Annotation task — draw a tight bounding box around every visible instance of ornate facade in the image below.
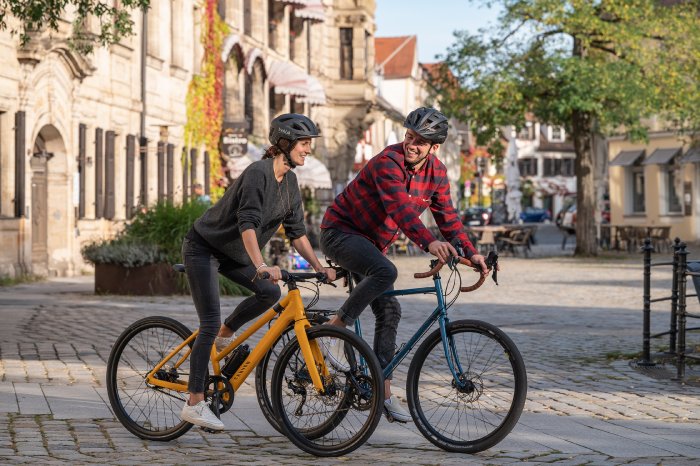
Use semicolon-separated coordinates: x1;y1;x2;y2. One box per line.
0;1;377;278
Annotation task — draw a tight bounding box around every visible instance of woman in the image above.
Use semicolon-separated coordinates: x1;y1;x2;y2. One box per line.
180;113;336;430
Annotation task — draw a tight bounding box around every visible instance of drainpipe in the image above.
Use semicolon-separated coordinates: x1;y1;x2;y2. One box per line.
139;6;148;206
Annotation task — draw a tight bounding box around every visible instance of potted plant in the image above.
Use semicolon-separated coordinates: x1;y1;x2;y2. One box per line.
82;202;251;296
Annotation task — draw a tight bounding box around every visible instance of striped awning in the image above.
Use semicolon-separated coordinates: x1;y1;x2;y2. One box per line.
267;60;327;105
294;0;325;22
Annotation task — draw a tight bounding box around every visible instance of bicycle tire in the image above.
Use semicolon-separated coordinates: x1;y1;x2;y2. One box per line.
254;311;330;435
270;326;384;457
106;316;194;441
407;319;527;453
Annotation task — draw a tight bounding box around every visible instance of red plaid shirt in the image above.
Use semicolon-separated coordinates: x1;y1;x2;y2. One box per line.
321;143;477;255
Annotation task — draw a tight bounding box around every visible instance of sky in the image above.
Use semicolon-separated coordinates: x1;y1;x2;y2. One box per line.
375;0;502;63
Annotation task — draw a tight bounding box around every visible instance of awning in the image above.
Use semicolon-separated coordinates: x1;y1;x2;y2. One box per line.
294;1;325;22
221;34;240;63
267;60;310;96
245;48;263;74
610;149;645;167
296;75;326;105
295;156;332;189
276;0;306;4
643;147;681;165
681;147;700;164
267;60;327;105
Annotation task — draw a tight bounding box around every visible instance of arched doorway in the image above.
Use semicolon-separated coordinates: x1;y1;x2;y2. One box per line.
31;125;69;276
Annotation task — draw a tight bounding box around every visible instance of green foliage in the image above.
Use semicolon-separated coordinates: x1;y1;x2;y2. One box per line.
82;202;251;296
0;274;42;287
0;0;150;53
81;237;168;268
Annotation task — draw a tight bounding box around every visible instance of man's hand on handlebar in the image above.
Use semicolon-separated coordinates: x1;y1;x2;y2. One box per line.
468;254;490;274
428;240;458;264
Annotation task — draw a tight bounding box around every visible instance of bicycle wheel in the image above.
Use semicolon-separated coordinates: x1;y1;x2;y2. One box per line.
106;316;194;441
271;326;384;457
407;319;527;453
254;311;330;434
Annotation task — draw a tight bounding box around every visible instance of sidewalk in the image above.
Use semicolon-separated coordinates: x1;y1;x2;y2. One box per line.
1;255;699;465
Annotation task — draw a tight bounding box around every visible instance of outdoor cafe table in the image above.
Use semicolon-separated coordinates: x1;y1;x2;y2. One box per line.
600;224;671;251
467;224;525;252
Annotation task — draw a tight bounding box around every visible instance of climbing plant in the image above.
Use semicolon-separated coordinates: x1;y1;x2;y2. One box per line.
185;0;228;200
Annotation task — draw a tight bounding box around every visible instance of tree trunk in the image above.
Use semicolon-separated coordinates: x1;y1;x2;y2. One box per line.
571;110;598;256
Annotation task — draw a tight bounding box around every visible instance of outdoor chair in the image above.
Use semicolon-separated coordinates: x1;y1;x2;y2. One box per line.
498;229;532;257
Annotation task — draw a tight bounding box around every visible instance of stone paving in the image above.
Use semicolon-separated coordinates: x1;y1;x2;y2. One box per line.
1;251;700;465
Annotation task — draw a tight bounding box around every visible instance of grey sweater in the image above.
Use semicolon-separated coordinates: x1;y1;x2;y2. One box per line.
192;158;306;265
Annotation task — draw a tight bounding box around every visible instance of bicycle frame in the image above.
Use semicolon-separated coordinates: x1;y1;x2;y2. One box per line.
144;288;329;393
353;269;468;389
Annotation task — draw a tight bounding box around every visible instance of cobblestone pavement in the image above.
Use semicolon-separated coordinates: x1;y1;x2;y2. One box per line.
1;253;700;465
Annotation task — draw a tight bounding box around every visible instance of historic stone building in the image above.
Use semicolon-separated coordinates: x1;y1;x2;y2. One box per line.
0;1;377;278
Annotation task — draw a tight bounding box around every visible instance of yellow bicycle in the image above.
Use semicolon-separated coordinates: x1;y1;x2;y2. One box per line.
106;269;384;457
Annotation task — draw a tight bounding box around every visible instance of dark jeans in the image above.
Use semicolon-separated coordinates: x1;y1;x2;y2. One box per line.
320;228;401;374
182;237;281;393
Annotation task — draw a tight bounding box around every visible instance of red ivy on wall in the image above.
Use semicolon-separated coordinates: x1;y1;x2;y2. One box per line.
185;0;228;200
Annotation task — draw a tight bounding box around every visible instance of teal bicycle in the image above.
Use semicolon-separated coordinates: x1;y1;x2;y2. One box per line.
261;251;527;453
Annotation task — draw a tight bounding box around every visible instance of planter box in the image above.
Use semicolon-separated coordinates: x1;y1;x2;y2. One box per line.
95;263;181;295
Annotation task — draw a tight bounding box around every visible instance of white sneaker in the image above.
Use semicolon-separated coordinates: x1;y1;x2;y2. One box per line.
320;337;350;372
180;400;225;431
215;334;237;353
384;395;411;423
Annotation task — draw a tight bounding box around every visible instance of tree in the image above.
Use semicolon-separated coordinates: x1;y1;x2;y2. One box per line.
431;0;700;256
0;0;150;53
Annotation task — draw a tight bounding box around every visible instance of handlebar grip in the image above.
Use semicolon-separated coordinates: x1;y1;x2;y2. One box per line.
259;272;271;280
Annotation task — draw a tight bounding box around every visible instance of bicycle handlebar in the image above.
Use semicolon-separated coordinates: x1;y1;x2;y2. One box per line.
259;270;328;283
414;251;499;292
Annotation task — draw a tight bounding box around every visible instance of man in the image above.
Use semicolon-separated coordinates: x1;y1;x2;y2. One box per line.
320;107;489;422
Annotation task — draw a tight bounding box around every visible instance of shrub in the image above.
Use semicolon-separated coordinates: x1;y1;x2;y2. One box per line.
82;201;251;296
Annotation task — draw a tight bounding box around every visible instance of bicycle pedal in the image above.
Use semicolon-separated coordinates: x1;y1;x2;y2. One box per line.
200;427;223;434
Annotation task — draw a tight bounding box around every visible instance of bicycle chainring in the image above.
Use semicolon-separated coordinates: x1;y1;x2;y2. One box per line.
206;375;235;415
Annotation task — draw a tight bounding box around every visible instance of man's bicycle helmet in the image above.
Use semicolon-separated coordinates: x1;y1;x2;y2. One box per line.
403;107;449;144
269;113;320;146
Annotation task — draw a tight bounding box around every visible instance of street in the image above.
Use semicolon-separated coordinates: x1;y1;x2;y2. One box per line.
1;251;700;465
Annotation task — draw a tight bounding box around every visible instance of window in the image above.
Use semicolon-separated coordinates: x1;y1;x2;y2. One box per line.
518;157;537;176
543;157;575;177
666;168;682;214
631;166;645;213
147;1;160;57
365;30;371;79
340;28;353;80
550;126;565;142
244;0;252;35
171;0;184;67
517;124;534;141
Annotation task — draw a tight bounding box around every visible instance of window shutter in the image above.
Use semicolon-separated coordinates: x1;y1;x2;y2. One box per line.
126;135;136;218
78;124;87;219
139;137;148;207
167;143;174;203
104;131;116;219
190;148;198;194
14;111;26;218
157;141;165;203
182;147;189;203
204;151;210;195
95;128;104;218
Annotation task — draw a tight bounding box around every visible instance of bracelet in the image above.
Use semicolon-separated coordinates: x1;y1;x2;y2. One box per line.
255;262;268;271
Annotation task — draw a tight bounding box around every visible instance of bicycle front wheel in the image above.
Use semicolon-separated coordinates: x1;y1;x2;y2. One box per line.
407;319;527;453
106;316;194;441
271;326;384;457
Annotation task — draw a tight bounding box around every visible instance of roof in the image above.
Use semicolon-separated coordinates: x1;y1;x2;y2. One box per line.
375;36;416;79
642;147;681;165
610;149;645;166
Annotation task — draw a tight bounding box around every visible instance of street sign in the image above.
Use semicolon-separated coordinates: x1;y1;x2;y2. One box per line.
221;121;249;157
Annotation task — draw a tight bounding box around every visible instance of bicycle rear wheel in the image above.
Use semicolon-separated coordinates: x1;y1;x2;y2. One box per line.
271;326;384;457
407;319;527;453
106;316;194;441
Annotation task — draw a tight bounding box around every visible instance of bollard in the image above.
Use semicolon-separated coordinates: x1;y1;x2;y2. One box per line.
669;238;682;355
641;237;654;365
675;242;688;381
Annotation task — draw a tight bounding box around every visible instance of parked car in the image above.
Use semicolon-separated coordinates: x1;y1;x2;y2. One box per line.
462;207;491;226
519;207;552;223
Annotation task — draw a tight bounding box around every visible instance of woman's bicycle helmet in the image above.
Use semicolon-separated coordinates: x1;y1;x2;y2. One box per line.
269;113;320;146
403;107;449;144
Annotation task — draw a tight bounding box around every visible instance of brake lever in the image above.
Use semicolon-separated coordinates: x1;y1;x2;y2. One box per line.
485;251;499;285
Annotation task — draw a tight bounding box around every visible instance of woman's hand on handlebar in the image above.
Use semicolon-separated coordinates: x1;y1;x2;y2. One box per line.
257;265;282;283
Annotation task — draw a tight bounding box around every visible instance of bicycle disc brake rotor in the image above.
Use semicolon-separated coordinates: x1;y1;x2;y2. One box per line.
206;375;235;414
452;372;483;403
